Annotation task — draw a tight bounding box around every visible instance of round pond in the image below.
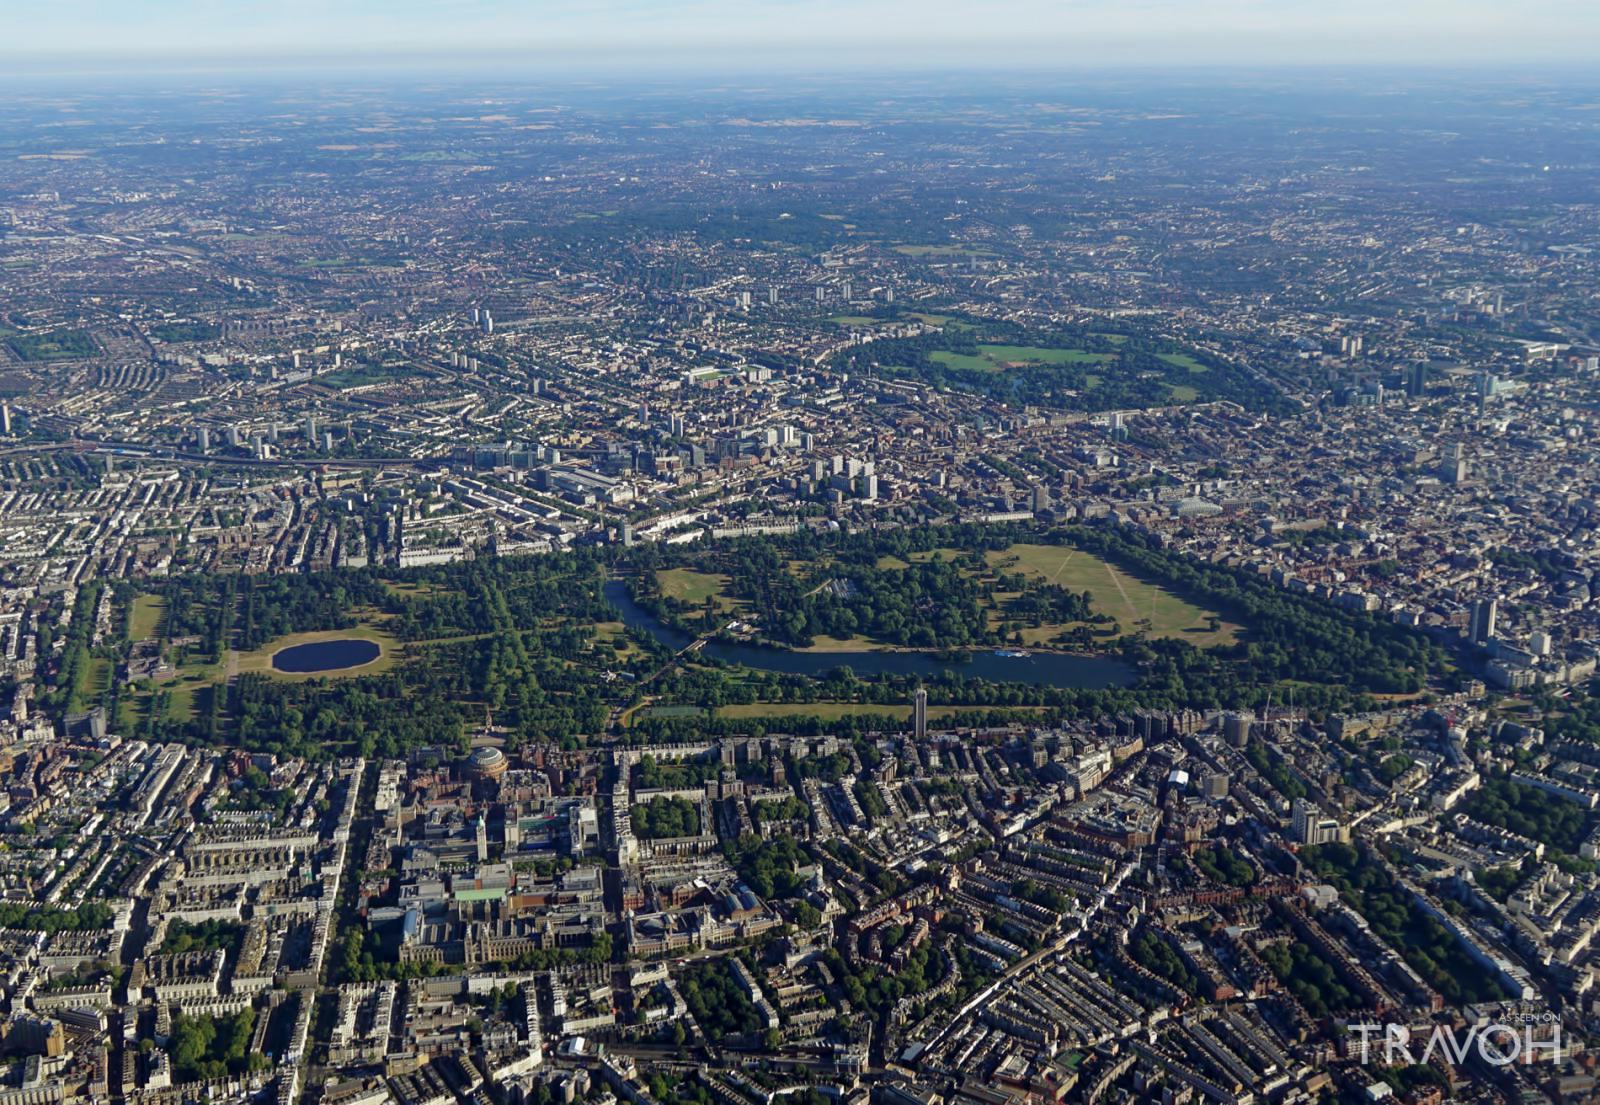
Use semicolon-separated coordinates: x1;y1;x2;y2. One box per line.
271;639;382;674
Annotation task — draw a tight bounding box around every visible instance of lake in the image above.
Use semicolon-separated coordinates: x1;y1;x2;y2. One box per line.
604;580;1134;689
272;638;383;674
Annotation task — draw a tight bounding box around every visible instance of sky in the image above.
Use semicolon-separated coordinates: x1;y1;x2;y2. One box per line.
3;0;1595;73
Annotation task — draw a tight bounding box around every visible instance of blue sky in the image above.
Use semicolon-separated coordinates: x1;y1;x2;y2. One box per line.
4;0;1594;69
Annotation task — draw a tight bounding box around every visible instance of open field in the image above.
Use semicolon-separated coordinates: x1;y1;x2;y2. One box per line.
128;595;165;641
794;634;896;653
232;618;401;681
931;344;1113;374
72;657;114;712
988;543;1241;647
125;655;223;725
592;620;644;662
656;568;745;613
979;592;1096;647
1158;352;1209;373
906;548;963;563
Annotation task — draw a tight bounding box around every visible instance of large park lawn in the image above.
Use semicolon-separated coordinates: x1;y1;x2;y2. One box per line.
656;568;747;615
988;543;1241;648
931;344;1113;374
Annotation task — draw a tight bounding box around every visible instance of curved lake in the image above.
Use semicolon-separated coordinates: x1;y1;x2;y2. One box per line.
272;639;382;674
604;580;1133;689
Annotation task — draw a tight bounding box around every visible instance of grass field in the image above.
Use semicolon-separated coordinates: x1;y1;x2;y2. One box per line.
125;656;222;725
382;580;453;599
233;619;400;681
656;568;744;613
906;548;962;563
795;634;897;653
979;593;1095;647
592;620;644;662
163;677;213;723
988;543;1240;647
319;365;415;389
70;657;114;713
1158;352;1209;373
931;344;1113;374
128;595;165;641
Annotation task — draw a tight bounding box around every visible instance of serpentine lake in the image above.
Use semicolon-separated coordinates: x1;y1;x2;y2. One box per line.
604;580;1134;689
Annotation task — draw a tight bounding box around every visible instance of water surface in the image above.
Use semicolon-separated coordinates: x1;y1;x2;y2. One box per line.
272;638;382;674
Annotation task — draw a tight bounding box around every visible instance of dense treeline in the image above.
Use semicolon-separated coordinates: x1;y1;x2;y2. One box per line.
169;1010;269;1082
1129;929;1197;996
115;549;633;757
825;938;943;1017
236;573;389;650
1060;526;1449;695
628;521;1453;736
630;796;700;840
41;582;103;714
680;958;765;1043
729;834;809;899
231;668;470;761
1546;683;1600;745
1301;843;1507;1006
635;534;1092;649
1194;846;1256;887
761;553;990;648
1464;774;1591;852
161;918;244;955
387;552;614;640
0;901;112;933
1259;940;1358;1018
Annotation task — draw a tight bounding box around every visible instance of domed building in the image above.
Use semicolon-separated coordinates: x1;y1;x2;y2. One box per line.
466;745;508;782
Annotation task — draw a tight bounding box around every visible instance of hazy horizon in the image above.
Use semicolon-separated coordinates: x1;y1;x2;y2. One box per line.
3;0;1596;74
